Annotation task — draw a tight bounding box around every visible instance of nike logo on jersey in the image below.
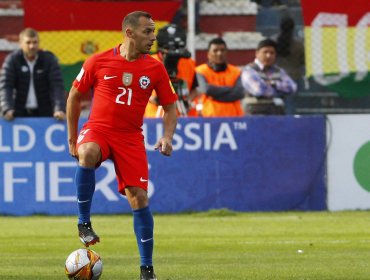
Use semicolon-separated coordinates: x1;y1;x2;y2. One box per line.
140;237;153;243
140;177;148;182
104;75;117;80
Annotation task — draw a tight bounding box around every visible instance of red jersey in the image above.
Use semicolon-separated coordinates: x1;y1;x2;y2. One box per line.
73;45;177;132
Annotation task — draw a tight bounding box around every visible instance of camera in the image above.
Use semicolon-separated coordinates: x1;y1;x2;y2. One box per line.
156;24;192;116
156;24;191;79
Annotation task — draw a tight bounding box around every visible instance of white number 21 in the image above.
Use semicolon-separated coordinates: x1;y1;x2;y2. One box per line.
116;87;132;105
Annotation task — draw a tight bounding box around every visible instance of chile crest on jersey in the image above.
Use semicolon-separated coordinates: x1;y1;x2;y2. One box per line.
139;76;150;89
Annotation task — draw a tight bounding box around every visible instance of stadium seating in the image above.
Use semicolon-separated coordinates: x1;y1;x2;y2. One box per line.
0;0;23;65
195;0;262;65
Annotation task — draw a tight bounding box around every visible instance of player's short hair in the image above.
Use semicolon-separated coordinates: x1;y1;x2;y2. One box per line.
208;37;227;50
257;38;277;50
19;28;38;40
122;11;152;31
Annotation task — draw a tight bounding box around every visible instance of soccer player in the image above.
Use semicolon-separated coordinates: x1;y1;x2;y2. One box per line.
66;11;177;280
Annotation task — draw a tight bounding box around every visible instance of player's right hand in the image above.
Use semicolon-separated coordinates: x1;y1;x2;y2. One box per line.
68;140;78;159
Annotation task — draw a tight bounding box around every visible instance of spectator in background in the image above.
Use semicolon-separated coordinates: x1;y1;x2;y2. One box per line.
272;15;305;113
194;37;245;117
274;16;305;83
241;38;297;115
144;24;198;117
172;0;201;34
0;28;66;121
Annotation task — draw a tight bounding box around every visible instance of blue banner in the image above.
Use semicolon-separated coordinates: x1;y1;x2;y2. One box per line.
0;116;326;215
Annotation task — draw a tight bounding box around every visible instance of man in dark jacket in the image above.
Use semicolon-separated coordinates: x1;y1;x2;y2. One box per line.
0;28;66;121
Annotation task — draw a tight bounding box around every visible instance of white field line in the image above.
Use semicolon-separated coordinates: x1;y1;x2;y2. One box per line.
239;240;370;245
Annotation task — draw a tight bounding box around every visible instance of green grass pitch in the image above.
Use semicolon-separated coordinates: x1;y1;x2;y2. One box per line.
1;210;370;279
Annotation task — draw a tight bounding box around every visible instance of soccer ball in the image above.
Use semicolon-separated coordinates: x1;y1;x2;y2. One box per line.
65;248;103;280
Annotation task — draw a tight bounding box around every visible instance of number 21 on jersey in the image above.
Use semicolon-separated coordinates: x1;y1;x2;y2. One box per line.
116;87;132;105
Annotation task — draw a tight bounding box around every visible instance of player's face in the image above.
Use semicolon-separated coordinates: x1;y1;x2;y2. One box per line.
132;16;156;54
20;35;39;60
256;46;276;68
207;43;227;65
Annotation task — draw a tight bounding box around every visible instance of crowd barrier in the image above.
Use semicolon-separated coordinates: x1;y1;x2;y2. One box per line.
0;116;326;215
327;115;370;211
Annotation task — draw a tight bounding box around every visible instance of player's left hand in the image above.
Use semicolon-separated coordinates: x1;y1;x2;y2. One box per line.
154;137;173;156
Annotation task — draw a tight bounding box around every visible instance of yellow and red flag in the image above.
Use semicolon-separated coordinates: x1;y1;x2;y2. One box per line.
301;0;370;97
23;0;181;89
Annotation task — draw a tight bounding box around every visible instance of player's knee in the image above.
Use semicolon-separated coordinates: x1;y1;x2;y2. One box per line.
135;191;148;205
78;144;101;167
126;187;148;209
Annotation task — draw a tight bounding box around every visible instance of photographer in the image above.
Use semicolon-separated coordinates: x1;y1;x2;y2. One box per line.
144;24;198;118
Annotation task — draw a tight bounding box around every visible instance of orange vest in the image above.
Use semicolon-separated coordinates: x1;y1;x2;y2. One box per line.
144;53;196;118
195;64;243;117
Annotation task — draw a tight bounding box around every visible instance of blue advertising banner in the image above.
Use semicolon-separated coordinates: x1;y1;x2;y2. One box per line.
0;116;326;215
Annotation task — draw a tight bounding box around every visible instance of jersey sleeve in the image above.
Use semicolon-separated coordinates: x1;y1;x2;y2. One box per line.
72;55;96;94
155;63;178;106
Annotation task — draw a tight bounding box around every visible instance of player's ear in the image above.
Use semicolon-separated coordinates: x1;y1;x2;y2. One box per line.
125;27;133;38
